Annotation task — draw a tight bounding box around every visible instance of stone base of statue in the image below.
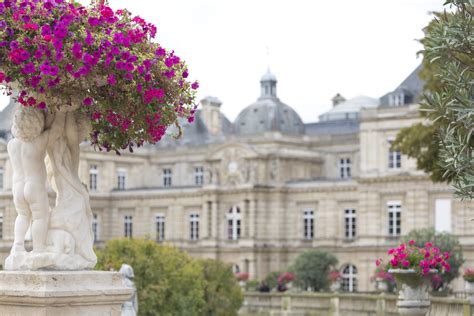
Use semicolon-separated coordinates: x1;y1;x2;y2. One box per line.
0;270;132;316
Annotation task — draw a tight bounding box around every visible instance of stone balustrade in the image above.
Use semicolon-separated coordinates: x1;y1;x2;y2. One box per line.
240;292;472;316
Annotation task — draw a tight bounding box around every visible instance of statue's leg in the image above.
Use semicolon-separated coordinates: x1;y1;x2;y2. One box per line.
12;205;30;253
24;182;49;253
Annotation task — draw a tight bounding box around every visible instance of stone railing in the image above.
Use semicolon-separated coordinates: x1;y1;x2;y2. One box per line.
240;292;472;316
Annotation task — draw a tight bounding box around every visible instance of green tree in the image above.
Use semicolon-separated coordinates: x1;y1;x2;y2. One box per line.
420;0;473;199
197;259;244;316
394;1;473;198
403;228;465;288
291;250;338;291
96;239;205;316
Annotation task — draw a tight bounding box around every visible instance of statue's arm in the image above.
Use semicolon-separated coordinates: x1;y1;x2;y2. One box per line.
65;112;81;175
46;112;66;148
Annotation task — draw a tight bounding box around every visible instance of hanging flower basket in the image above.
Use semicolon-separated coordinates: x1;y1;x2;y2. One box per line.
0;0;198;153
376;240;451;316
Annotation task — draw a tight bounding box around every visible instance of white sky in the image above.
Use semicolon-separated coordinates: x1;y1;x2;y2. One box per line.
0;0;444;123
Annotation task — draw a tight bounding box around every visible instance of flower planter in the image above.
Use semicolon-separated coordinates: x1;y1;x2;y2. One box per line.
465;280;474;303
375;278;389;292
330;280;341;292
389;269;437;316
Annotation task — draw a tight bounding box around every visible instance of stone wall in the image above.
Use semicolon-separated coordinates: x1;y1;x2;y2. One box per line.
241;292;472;316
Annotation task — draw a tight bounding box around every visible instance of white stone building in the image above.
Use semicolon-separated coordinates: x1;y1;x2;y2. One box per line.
0;66;472;291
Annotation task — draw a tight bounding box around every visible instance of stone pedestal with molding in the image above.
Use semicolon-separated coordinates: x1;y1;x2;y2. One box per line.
0;270;132;316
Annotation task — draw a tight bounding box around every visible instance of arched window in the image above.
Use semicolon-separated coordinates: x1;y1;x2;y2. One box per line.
341;265;357;292
227;206;241;240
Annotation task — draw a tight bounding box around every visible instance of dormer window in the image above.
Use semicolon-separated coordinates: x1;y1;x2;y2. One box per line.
389;93;404;106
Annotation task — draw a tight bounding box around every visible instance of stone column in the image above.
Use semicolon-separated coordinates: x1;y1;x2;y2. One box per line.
0;270;132;316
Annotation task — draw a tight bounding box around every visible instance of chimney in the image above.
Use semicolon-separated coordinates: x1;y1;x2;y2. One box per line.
200;96;222;135
331;93;346;107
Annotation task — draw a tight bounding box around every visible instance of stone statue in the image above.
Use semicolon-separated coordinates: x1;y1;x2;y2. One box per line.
120;264;138;316
7;107;64;254
5;105;97;270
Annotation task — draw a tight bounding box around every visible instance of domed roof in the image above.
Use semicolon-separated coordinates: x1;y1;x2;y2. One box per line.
235;70;304;136
319;95;379;122
234;99;304;136
260;69;277;82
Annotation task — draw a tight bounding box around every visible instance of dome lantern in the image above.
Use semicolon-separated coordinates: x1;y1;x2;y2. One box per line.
259;69;277;100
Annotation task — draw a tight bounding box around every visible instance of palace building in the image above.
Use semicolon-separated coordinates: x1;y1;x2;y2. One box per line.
0;66;472;291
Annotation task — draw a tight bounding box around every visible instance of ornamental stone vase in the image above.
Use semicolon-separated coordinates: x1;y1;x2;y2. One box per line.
465;280;474;303
330;280;341;292
375;278;389;292
389;269;437;316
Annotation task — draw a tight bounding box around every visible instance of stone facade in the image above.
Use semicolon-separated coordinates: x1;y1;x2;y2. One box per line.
0;67;472;291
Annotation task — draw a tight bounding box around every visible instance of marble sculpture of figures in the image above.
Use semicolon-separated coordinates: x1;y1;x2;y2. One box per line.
120;264;138;316
5;105;97;270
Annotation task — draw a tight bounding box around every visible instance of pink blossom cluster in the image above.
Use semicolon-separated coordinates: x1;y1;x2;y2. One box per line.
463;268;474;282
0;0;198;152
277;272;295;284
376;240;451;276
235;272;249;282
328;270;342;282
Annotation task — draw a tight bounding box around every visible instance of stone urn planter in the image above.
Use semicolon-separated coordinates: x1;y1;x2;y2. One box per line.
330;280;341;292
375;278;389;292
389;269;437;316
465;280;474;302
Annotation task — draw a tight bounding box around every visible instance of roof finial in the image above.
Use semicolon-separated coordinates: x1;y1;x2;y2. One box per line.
266;45;270;71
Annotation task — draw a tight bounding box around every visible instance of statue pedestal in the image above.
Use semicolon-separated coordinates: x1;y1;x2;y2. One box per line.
0;270;132;316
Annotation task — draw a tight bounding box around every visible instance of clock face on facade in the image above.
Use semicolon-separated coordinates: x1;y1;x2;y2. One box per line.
228;161;238;173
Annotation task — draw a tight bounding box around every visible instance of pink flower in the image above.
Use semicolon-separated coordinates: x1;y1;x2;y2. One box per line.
107;74;116;86
92;112;102;120
390;258;398;267
0;72;5;82
375;258;382;267
37;102;46;110
24;23;39;31
191;81;199;90
402;260;410;268
83;97;93;106
409;239;415;246
425;242;433;248
444;252;450;260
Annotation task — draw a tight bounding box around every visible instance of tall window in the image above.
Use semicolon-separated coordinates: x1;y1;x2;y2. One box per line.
89;165;98;192
344;209;356;239
0;213;3;240
303;209;314;240
0;167;4;191
435;199;452;233
163;168;172;187
194;167;204;186
342;265;358;292
388;141;401;169
339;158;351;179
388;201;402;236
124;215;133;238
92;213;99;242
227;206;241;240
156;214;165;242
190;213;200;240
117;168;127;190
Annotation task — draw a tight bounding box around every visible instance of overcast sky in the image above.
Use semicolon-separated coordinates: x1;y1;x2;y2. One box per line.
0;0;445;123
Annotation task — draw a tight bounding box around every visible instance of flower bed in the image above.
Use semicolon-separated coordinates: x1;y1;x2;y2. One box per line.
0;0;198;152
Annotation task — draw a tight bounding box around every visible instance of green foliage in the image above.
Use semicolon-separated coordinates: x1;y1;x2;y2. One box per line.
403;228;465;287
245;280;260;292
291;250;338;291
394;2;474;197
197;259;243;316
420;0;473;198
96;239;205;316
392;123;449;182
264;271;281;290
